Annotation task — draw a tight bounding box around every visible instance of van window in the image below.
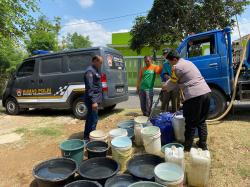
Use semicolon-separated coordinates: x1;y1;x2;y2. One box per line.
67;53;92;72
188;35;216;58
17;60;35;77
105;53;125;70
41;57;63;74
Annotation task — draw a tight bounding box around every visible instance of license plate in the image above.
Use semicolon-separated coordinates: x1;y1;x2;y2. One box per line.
116;87;124;93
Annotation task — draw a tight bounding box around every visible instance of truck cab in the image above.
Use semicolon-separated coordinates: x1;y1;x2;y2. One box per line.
177;27;250;119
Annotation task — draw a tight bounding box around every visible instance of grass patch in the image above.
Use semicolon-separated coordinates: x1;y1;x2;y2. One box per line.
34;127;62;137
15;128;29;134
238;166;250;179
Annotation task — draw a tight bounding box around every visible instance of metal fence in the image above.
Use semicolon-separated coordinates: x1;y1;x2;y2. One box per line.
124;56;163;87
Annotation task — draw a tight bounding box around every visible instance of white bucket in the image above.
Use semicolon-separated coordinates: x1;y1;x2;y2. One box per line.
154;163;184;187
109;128;128;141
134;123;143;146
89;130;108;143
141;126;161;155
172;113;186;143
111;136;132;172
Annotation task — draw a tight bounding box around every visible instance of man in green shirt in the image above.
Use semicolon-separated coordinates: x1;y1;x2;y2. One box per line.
137;56;162;116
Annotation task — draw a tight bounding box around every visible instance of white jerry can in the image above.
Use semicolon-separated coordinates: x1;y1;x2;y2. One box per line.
187;148;211;187
165;145;185;170
172;112;186;143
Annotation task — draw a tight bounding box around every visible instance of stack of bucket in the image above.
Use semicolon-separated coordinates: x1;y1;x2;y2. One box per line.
111;136;133;172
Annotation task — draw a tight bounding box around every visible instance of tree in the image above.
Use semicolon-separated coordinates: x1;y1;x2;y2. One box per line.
25;16;61;54
62;32;92;49
0;0;38;43
130;0;250;52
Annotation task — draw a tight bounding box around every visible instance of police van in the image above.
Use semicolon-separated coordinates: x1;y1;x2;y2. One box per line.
2;47;129;119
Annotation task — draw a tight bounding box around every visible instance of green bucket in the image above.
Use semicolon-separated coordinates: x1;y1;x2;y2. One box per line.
59;139;85;166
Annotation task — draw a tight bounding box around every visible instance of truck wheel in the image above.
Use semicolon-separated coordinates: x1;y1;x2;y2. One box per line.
72;98;88;119
6;98;20;115
208;88;227;119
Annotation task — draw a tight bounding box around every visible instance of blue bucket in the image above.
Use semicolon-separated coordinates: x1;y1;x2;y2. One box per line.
150;112;175;145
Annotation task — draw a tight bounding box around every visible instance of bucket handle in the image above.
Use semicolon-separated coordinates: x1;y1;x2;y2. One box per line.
143;133;161;147
63;152;71;157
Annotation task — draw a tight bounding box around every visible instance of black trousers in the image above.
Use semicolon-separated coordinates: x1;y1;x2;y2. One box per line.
183;93;211;151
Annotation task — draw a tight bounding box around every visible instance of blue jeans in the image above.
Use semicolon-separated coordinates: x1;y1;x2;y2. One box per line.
84;99;98;139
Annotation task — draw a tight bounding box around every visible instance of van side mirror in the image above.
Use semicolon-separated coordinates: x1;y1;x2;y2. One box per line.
11;72;17;79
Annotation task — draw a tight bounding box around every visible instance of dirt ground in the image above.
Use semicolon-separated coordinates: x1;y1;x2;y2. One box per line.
0;106;249;187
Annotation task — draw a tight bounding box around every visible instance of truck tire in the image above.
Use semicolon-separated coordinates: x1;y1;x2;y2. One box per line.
5;97;20;115
208;88;227;119
72;98;88;119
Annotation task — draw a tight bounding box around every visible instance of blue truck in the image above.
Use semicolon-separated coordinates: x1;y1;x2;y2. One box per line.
176;27;250;119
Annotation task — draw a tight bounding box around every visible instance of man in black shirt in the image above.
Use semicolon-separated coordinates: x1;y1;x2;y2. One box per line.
83;55;103;139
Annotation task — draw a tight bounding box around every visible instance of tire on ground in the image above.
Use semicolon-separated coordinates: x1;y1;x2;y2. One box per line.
208;88;227;120
5;97;20;115
72;97;88;119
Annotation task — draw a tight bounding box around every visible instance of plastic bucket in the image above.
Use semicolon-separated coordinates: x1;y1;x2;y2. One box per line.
111;136;132;172
141;126;161;155
154;163;184;187
90;130;108;143
161;143;184;153
59;139;85;166
117;120;135;139
65;180;102;187
109;128;128;141
128;181;165;187
86;141;109;159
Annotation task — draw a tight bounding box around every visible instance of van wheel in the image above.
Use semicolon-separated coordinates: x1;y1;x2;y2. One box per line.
208;88;227;119
72;98;88;119
6;98;20;115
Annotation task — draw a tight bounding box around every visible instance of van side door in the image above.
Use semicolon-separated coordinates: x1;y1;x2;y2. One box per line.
37;55;68;105
12;59;38;105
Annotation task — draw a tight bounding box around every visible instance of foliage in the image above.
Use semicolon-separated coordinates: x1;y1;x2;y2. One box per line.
25;16;61;54
0;0;38;43
130;0;250;52
62;32;92;49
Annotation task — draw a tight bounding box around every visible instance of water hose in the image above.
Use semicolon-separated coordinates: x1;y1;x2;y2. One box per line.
207;35;250;123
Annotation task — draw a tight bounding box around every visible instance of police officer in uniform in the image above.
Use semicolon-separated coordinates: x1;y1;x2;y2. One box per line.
83;55;103;140
162;49;211;151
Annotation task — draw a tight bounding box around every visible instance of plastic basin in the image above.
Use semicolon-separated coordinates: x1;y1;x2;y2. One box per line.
32;158;77;187
64;180;102;187
127;154;164;181
104;174;139;187
78;157;119;185
128;181;165;187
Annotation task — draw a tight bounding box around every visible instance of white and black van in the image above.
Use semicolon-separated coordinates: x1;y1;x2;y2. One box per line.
2;47;128;119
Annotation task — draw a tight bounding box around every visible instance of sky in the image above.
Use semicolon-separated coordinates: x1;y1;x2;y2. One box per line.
36;0;250;46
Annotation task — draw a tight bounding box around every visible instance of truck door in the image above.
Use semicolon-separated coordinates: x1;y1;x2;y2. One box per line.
37;55;68;105
181;34;221;81
12;59;38;105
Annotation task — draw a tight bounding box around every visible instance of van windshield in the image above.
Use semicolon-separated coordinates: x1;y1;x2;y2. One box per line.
105;53;125;70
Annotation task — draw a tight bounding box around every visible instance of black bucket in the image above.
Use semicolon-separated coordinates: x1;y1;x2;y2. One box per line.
105;174;139;187
64;180;102;187
32;157;77;187
127;154;164;181
86;141;109;159
78;157;119;185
